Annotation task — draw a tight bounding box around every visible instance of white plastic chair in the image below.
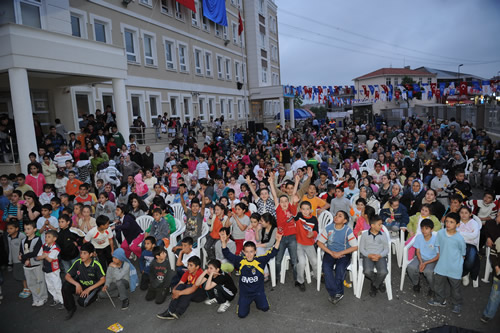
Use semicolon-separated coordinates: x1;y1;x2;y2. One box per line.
193;223;210;267
167;218;186;270
482;247;492;283
269;257;277;288
136;215;153;233
248;203;257;213
355;225;393;300
389;229;405;268
361;159;376;172
280;249;312;284
165;194;175;204
400;231;437;291
464;158;474;178
171;203;185;220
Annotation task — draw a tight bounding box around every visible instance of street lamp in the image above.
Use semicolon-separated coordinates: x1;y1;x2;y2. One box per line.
458;64;463;81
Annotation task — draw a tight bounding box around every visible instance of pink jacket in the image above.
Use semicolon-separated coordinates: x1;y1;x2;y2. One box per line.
26;173;46;196
134;174;149;197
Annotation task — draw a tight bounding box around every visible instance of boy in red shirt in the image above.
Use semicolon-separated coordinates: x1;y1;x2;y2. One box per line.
294;200;318;291
157;256;206;320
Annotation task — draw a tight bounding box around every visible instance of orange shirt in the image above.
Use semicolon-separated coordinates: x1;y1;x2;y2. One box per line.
66;178;83;196
301;195;327;217
209;215;227;239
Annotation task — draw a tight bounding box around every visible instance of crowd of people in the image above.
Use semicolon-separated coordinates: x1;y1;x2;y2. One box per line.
0;113;500;325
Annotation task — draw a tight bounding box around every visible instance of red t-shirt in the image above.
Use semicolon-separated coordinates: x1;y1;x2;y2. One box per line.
276;204;297;236
181;268;204;288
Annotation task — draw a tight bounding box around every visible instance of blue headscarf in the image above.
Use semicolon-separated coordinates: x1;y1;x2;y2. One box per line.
112;248;138;292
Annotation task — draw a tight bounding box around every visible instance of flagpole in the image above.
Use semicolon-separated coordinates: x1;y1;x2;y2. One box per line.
238;4;248;130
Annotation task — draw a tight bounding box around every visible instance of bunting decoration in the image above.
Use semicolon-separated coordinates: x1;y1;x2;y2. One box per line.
282;80;500;106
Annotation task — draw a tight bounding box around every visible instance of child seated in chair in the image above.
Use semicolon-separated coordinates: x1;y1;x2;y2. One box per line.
457;206;480;287
359;215;389;298
317;210;358;305
380;197;409;237
406;219;439;296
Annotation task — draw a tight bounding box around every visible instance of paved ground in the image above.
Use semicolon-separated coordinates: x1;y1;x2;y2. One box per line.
0;255;498;333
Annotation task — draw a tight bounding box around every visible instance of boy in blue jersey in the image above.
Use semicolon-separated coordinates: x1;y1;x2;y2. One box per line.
220;230;282;318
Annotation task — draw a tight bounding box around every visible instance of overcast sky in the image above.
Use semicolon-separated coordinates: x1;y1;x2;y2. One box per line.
275;0;500;86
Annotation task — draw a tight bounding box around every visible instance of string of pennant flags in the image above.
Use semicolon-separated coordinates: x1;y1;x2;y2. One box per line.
283;80;500;106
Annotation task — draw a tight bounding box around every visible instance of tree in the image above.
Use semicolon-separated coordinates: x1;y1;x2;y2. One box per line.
401;76;421;99
284;95;303;109
309;106;327;120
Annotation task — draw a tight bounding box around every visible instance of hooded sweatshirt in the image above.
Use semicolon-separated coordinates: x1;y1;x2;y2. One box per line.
134;174;149;197
105;248;138;292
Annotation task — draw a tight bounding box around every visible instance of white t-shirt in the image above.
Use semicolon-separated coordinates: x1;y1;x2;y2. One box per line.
196;161;209;179
84;226;113;249
36;216;59;243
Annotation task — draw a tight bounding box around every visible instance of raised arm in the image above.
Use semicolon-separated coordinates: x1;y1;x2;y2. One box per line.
245;175;259;200
268;173;279;207
179;186;188;213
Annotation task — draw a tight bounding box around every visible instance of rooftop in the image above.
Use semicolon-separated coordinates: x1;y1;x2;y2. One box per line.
353;67;436;81
415;66;486;81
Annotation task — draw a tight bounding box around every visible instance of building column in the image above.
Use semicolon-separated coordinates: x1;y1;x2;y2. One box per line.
289;97;295;129
8;68;37;171
112;78;130;143
279;97;285;128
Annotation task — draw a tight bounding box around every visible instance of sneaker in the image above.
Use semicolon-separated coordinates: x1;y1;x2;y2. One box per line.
157;311;178;320
428;299;447;307
49;301;60;307
327;295;336;304
299;283;306;292
462;274;470;287
7;266;13;272
379;284;386;293
57;303;65;310
480;315;491;323
452;304;461;315
369;285;377;297
19;288;31;298
65;309;76;320
217;301;231;313
472;278;479;288
204;298;218;305
343;280;352;288
332;294;344;304
32;300;46;307
121;299;129;310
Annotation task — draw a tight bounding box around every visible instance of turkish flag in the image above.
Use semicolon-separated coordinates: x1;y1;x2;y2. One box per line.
436;90;441;98
430;83;437;93
175;0;196;12
460;81;468;95
395;90;400;100
238;11;244;35
381;85;389;94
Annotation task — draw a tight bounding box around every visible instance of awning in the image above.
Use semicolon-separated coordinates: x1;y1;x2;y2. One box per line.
275;108;314;120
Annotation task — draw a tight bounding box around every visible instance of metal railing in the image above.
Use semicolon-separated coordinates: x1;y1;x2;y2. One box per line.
0;136;18;164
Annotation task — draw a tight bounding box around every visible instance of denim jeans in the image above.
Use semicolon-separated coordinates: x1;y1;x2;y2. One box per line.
463;243;480;280
322;253;351;296
275;235;298;281
483;277;500;319
362;256;388;288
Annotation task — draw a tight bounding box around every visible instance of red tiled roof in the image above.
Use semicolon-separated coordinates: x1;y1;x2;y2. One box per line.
353;68;436;80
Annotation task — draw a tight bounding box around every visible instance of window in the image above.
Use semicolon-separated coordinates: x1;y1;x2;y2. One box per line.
237;100;243;119
208;98;215;118
227;99;234;119
183;97;191;122
102;95;114;112
232;22;238;44
75;93;91;119
71;15;81;37
225;58;231;80
164;39;176;70
161;0;172;15
262;66;268;83
199;98;206;122
131;95;142;119
178;43;189;72
91;14;112;44
386;77;391;86
17;0;42;29
201;10;210;32
242;63;246;83
194;48;203;75
217;55;224;79
394;77;399;86
223;26;228;40
191;1;199;27
235;61;240;82
220;98;226;118
204;51;212;77
418;77;422;84
140;0;152;6
175;2;184;20
272;73;279;85
427;77;432;85
215;24;221;37
170;96;178;116
143;33;157;66
71;10;90;39
124;29;139;63
149;96;159;117
260;31;266;49
259;0;264;13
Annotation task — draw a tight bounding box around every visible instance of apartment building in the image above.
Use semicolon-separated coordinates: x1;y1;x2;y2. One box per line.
0;0;282;170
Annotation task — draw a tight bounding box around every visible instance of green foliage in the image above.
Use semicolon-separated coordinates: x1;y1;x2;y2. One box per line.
309;106;327;119
401;76;416;85
284;95;303;109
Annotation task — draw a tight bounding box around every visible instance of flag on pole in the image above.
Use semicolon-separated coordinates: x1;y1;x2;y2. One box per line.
459;81;468;95
238;11;244;35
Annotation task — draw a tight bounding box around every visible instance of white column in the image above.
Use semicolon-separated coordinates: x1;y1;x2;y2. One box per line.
289;97;295;129
112;78;130;143
279;97;285;128
8;68;37;171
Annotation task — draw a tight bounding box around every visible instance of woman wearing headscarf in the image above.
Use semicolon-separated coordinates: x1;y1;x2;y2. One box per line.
392;133;405;149
120;155;141;182
401;179;426;216
403;150;421;177
421;188;446;220
359;184;380;212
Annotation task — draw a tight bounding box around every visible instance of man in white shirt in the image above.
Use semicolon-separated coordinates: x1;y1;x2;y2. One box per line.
291;153;307;173
196;155;210;179
366;134;378;154
53;144;73;169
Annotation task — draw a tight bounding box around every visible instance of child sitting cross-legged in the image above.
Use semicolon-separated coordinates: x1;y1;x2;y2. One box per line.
98;248;138;310
359;215;389;298
156;256;206;320
220;228;282;318
199;259;238;313
406;218;439;296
